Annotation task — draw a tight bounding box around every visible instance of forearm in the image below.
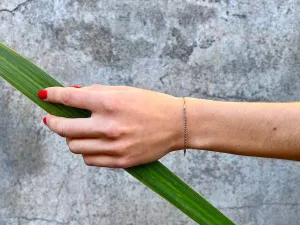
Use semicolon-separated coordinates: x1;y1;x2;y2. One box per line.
186;98;300;161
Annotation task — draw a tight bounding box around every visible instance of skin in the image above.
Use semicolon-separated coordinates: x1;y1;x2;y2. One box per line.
41;84;300;168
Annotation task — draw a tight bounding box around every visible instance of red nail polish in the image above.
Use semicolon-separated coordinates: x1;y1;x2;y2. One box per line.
71;85;82;88
43;117;47;125
38;90;48;99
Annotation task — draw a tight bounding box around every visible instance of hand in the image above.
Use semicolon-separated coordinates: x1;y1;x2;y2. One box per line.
39;85;183;168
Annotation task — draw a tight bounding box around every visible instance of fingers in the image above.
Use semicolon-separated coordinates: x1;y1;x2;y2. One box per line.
45;115;105;138
82;154;129;168
65;138;132;168
38;85;134;111
38;87;98;110
66;137;121;155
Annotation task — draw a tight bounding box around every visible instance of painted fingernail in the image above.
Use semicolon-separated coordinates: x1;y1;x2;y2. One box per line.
38;90;48;99
71;85;82;88
43;117;47;125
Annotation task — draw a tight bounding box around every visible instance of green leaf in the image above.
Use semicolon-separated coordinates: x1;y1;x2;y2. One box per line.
0;42;235;225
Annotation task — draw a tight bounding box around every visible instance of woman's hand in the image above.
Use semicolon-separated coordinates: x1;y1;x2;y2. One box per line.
39;85;183;168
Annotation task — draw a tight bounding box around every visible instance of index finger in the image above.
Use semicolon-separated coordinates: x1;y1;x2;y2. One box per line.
38;87;98;111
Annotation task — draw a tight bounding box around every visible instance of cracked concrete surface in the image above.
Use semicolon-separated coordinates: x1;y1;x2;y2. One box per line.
1;0;300;224
0;0;34;13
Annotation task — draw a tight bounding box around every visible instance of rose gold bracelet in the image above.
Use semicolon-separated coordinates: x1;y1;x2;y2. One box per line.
183;97;187;156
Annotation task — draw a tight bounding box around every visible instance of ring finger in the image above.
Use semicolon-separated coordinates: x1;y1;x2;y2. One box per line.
66;137;121;156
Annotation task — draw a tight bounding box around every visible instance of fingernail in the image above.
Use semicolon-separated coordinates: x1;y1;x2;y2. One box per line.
71;85;82;88
38;90;48;99
43;117;47;125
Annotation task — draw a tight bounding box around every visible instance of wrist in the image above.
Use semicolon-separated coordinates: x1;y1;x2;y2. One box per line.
170;97;217;152
169;97;186;151
182;97;218;151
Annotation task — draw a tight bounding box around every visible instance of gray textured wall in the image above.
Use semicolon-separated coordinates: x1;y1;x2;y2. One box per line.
1;0;300;224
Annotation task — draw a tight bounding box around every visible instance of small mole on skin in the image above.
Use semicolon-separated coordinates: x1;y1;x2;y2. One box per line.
273;127;277;131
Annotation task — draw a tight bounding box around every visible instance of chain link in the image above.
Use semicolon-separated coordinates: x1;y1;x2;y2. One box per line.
183;97;187;156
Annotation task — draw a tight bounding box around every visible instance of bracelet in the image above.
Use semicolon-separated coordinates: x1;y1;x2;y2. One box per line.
183;97;187;156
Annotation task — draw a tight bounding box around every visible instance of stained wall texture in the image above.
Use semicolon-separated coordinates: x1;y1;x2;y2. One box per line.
1;0;300;225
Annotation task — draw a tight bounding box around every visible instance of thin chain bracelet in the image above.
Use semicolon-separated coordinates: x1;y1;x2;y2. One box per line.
183;97;187;156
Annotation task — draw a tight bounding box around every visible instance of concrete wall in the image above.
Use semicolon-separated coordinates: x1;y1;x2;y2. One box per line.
1;0;300;224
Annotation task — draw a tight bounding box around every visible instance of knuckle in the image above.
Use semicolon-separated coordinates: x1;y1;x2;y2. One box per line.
83;157;94;167
62;90;72;105
56;121;67;137
105;123;122;139
92;122;105;136
114;142;129;155
102;96;118;113
68;141;78;154
115;146;126;155
114;157;130;168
